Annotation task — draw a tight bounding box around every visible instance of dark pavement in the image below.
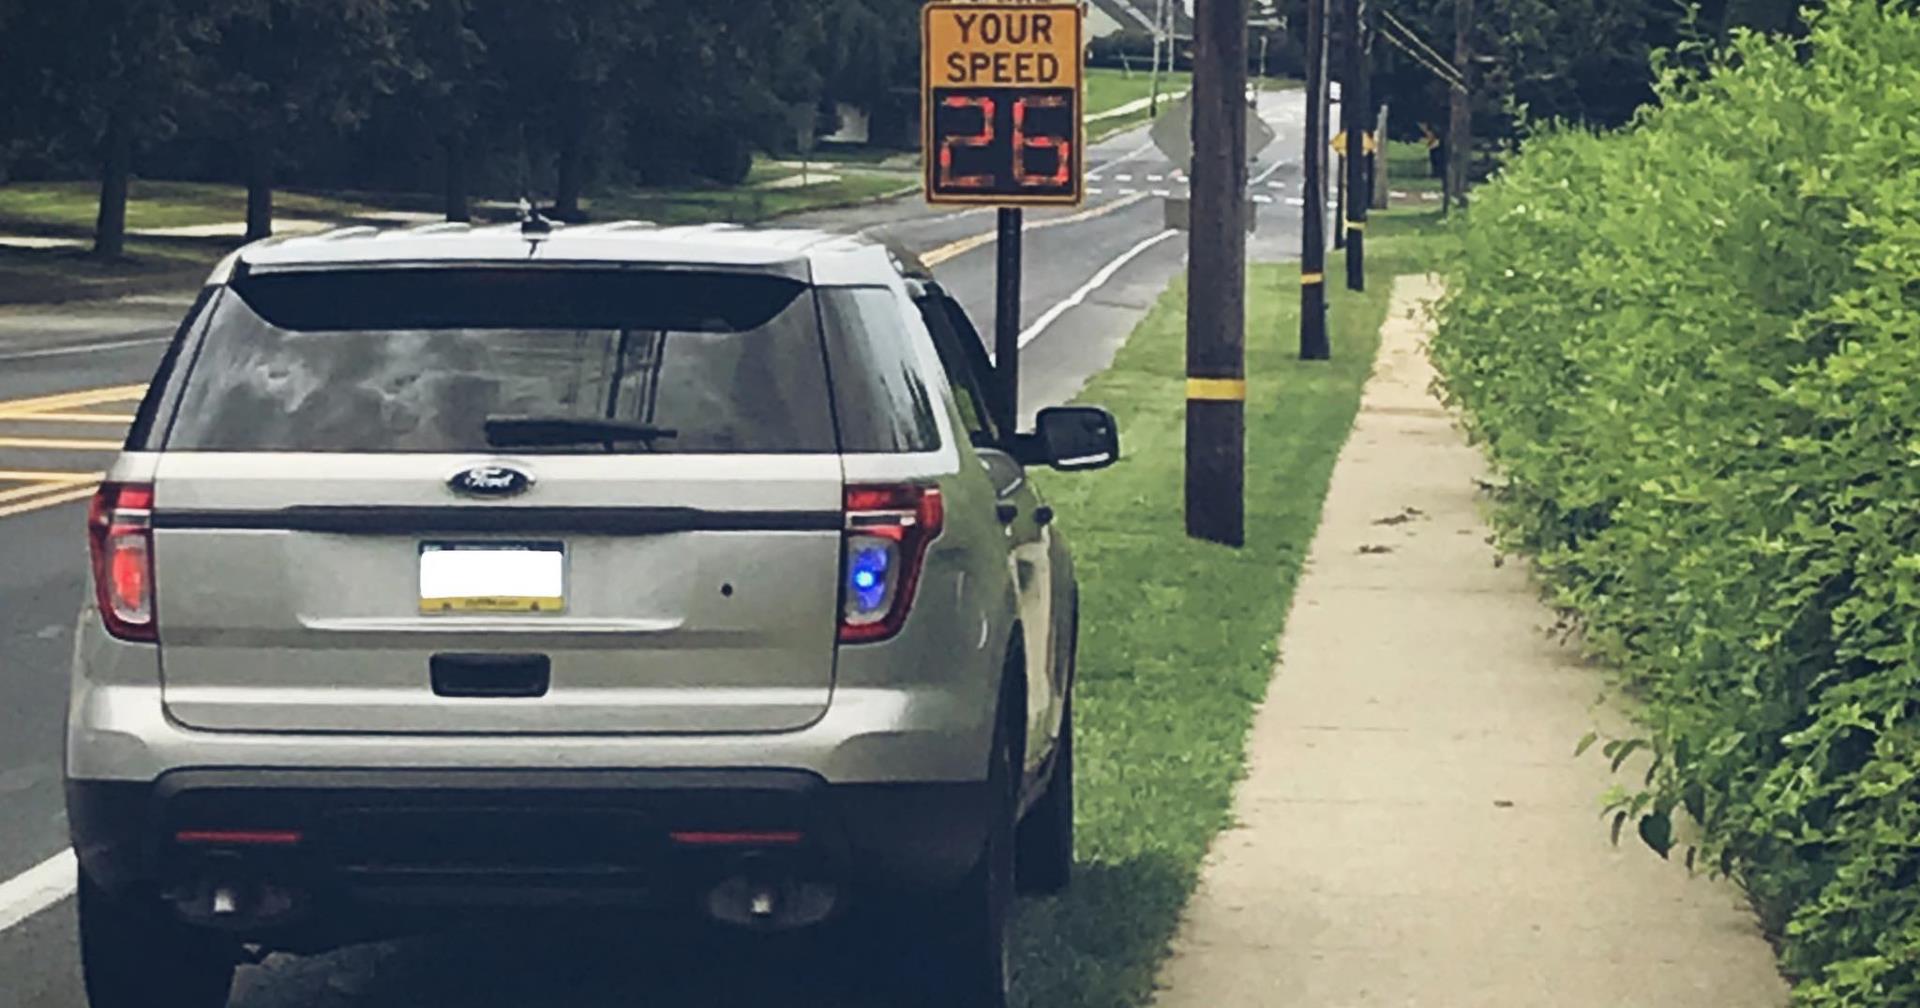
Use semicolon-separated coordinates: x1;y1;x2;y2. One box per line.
0;92;1309;1008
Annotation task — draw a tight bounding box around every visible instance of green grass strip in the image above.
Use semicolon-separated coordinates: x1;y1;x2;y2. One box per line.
1010;212;1443;1006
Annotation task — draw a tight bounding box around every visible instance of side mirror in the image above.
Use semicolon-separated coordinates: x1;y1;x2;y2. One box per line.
1015;406;1121;472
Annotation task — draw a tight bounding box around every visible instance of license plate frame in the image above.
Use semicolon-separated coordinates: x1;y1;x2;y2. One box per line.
419;541;567;615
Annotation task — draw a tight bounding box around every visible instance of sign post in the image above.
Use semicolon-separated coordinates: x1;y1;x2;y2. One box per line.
923;1;1084;435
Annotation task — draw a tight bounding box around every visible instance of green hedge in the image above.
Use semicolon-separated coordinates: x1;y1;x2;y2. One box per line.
1430;2;1920;1004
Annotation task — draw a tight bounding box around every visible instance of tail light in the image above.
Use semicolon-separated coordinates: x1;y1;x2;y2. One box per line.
840;484;943;643
87;482;156;642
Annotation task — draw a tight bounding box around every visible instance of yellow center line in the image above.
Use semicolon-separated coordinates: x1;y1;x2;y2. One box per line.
0;469;105;481
0;436;124;451
0;477;97;506
0;412;138;424
0;484;99;519
0;384;148;418
922;192;1150;267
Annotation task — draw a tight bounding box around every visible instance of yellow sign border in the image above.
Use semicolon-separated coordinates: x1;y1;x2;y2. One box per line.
921;1;1086;208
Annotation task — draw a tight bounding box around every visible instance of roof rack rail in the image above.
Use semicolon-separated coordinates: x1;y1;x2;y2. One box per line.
404;221;473;236
569;220;659;235
311;226;380;242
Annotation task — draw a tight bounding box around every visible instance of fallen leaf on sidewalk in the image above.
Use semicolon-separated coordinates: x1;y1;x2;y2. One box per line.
1358;544;1395;555
1372;506;1428;527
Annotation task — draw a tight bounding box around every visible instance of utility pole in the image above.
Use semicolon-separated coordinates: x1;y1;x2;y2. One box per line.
1300;0;1330;361
1342;0;1369;291
1447;0;1473;209
1185;0;1249;548
1150;0;1167;117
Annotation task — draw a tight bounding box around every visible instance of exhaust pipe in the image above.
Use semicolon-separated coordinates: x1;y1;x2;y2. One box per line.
703;859;838;931
168;870;305;931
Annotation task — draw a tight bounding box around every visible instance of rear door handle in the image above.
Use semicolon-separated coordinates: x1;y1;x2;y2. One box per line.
996;503;1020;525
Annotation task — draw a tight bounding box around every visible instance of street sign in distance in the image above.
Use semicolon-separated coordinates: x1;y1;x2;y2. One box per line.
1149;95;1279;172
1331;129;1379;157
922;2;1085;206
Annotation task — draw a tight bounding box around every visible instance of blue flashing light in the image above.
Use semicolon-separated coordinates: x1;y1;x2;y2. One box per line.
849;545;893;613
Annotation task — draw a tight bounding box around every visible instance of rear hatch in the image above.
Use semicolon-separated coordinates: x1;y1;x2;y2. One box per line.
149;267;844;734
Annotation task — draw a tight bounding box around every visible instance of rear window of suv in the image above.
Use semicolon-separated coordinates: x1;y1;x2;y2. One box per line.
161;269;838;455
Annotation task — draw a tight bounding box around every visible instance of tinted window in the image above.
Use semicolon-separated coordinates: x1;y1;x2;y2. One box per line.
162;270;836;455
819;287;942;454
917;294;1000;445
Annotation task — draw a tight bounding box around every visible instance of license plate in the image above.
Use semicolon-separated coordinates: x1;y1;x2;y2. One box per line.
419;542;566;615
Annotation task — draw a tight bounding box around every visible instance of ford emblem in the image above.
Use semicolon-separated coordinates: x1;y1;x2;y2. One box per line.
449;465;533;499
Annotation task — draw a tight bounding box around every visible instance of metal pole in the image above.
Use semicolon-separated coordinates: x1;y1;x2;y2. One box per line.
1333;150;1346;250
994;208;1023;435
1185;0;1248;548
1343;0;1369;291
1372;102;1391;209
1300;0;1330;361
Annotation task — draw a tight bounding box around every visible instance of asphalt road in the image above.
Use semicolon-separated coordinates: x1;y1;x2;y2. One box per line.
0;92;1310;1008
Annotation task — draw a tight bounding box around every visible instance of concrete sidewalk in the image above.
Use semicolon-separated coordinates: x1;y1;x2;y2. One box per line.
1152;276;1788;1007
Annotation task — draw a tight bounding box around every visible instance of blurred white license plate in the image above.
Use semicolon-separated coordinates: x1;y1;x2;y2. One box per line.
420;542;566;614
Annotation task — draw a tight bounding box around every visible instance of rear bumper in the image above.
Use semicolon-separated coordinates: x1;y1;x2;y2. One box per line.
69;681;997;786
70;769;988;939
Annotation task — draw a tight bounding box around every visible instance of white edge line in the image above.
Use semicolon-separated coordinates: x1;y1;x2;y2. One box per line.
0;849;76;934
1016;229;1181;350
0;337;169;363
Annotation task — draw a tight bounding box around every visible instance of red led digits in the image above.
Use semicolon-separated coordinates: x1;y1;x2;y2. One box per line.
938;95;996;190
1012;95;1073;188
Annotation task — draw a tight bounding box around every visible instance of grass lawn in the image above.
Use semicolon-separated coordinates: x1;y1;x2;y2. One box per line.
1009;210;1444;1006
1086;66;1193;118
0;239;225;303
0;180;414;236
1087;72;1299;143
586;170;912;227
1382;139;1443;196
0;163;914;303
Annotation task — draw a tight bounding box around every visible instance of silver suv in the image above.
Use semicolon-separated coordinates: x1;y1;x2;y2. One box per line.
65;222;1119;1008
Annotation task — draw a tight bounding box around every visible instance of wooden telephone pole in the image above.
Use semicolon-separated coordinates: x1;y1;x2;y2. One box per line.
1342;0;1370;292
1185;0;1249;547
1447;0;1473;209
1300;0;1331;361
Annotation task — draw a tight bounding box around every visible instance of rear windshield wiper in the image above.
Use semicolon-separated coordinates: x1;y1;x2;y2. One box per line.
484;416;680;448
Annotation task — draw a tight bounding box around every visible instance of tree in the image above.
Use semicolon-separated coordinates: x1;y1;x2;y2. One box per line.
387;0;488;221
202;0;416;239
1361;0;1824;176
471;0;641;220
3;0;229;257
815;0;917;107
616;0;824;184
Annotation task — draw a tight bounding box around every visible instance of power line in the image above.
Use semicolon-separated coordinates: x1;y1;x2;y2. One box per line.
1377;12;1465;92
1380;8;1457;76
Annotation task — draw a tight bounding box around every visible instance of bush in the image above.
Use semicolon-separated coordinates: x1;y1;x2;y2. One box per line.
1430;2;1920;1004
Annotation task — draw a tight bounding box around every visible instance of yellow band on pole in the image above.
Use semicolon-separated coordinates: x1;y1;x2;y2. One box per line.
1187;378;1248;402
1345;220;1367;233
1302;272;1326;285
